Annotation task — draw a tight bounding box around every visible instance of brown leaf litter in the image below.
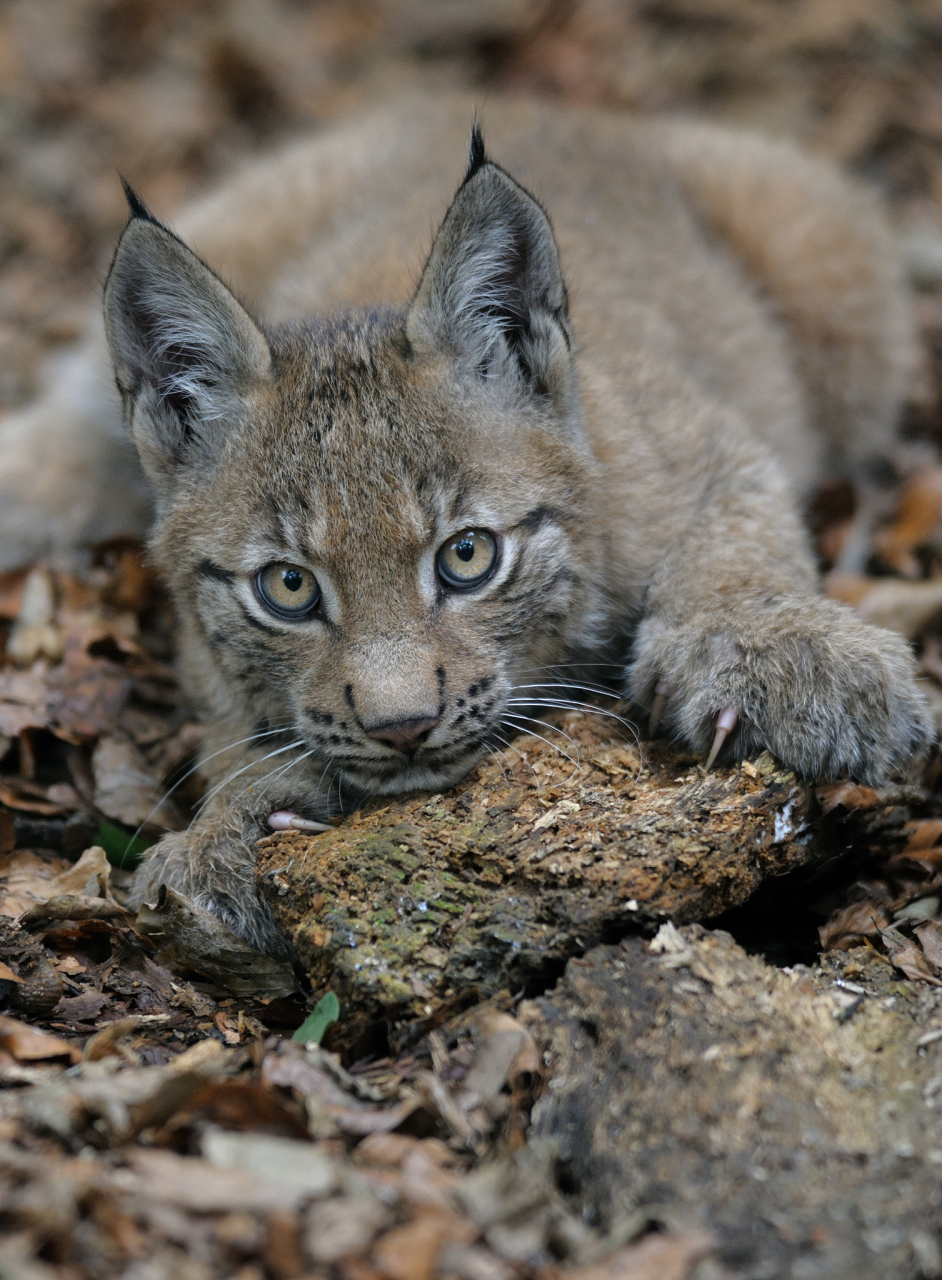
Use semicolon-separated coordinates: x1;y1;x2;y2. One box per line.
0;996;709;1280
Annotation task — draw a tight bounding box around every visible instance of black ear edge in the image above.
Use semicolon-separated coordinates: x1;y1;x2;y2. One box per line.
119;176;162;227
463;121;488;187
457;132;557;238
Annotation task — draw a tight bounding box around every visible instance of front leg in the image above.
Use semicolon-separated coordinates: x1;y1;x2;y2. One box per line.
127;743;335;959
628;455;933;782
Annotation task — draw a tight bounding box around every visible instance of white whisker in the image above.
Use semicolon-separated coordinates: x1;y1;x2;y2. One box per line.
228;747;319;813
501;714;581;773
489;730;540;786
129;723;297;846
194;739;306;819
507;695;631;724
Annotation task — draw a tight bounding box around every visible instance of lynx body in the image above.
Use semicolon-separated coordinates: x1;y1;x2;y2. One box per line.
2;94;931;954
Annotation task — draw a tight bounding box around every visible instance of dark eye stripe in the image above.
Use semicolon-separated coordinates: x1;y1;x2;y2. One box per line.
195;559;236;584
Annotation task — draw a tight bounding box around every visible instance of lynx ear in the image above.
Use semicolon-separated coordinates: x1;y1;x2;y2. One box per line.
406;129;577;426
103;186;271;496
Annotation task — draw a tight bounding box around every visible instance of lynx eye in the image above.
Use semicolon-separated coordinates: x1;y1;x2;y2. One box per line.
436;529;498;589
256;563;321;617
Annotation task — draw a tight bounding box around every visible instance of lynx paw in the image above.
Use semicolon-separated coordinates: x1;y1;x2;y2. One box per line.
629;594;934;783
128;826;293;960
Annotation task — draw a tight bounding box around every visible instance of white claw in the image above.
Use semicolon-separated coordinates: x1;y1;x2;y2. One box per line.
267;810;330;833
650;677;670;736
705;706;739;771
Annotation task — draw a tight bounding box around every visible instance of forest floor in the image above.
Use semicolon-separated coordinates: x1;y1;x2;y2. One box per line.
7;2;942;1278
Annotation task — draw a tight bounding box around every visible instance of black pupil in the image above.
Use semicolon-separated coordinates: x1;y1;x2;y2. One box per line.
283;569;304;593
456;538;475;563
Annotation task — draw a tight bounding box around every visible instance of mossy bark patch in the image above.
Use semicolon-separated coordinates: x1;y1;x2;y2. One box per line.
256;716;818;1044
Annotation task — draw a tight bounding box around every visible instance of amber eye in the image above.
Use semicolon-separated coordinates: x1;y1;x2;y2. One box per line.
436;529;498;589
256;563;321;617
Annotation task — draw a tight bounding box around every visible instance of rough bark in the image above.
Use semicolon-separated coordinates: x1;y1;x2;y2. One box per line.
256;716;821;1044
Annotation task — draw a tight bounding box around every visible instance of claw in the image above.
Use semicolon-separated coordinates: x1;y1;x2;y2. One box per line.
267;810;330;833
705;705;739;771
649;677;670;736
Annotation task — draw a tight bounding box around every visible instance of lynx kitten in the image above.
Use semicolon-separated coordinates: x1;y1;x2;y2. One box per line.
4;95;933;955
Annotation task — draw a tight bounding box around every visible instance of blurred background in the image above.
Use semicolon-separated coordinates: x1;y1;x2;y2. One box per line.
4;0;942;431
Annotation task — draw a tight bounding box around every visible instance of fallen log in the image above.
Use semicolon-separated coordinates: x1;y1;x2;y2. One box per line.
256;714;823;1046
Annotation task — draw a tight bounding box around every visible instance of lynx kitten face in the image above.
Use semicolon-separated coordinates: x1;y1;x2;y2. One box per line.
105;146;609;808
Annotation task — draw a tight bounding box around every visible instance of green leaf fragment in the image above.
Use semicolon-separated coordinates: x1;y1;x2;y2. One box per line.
95;821;155;870
292;990;340;1044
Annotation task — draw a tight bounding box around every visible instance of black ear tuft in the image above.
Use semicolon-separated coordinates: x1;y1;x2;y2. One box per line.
463;122;488;186
120;177;160;225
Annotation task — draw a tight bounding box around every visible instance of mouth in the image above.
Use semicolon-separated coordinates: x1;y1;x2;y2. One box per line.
326;733;492;794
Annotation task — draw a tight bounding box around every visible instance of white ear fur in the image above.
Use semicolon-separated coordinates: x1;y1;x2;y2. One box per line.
406;150;577;427
103;212;271;496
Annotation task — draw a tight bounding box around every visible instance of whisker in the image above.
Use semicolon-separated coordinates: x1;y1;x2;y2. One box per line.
224;747;316;813
504;713;577;749
194;739;306;819
488;729;540;786
510;679;626;702
501;714;581;773
507;696;632;725
506;695;643;768
484;741;512;784
514;661;625;677
129;723;298;846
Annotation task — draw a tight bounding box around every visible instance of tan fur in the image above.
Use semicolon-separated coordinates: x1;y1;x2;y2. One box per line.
1;93;931;954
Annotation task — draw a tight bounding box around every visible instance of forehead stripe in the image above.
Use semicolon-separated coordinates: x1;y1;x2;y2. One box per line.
511;505;569;533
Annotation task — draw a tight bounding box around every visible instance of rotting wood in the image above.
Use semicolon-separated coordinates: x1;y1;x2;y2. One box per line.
256;714;829;1044
522;927;942;1279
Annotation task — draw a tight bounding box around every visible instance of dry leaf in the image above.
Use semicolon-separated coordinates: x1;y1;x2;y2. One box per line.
0;960;23;984
201;1128;337;1197
826;574;942;638
452;1011;541;1133
262;1050;418;1134
305;1195;392;1264
135;885;299;999
902;820;942;852
0;849;73;918
84;1016;151;1061
159;1077;308;1141
3;845;117;923
880;928;942;985
0;776;66;815
815;781;879;813
54;990;109;1023
19;894;132;925
92;734;175;829
116;1148;319;1213
914;919;942;974
0;1014;80;1063
874;466;942;576
6;567;63;665
372;1208;477;1280
559;1231;715;1280
819;900;890;950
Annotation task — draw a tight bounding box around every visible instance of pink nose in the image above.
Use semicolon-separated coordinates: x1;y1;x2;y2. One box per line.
365;716;440;752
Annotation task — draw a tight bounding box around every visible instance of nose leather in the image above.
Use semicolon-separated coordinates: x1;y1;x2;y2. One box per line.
365;716;440;752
